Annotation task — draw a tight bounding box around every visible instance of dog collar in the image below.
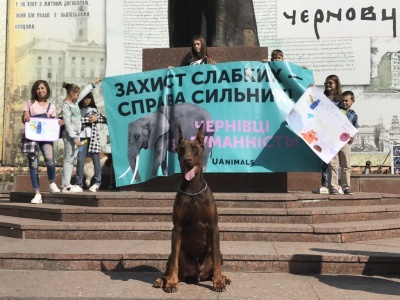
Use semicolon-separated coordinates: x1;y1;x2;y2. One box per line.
177;181;208;196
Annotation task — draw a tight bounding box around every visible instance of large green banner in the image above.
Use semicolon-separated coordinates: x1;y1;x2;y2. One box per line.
103;61;320;187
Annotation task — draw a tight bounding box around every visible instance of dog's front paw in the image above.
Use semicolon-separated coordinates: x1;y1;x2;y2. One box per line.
163;280;179;293
213;276;230;292
222;275;232;285
153;278;163;288
154;277;179;293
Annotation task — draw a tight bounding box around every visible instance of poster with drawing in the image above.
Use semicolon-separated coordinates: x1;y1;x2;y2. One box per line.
24;118;60;142
287;86;358;164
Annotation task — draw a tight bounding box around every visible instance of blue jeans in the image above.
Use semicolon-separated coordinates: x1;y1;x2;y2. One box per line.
62;134;78;187
28;142;56;191
75;138;102;187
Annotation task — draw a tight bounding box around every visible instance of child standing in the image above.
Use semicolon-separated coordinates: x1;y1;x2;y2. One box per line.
271;49;284;61
61;77;101;193
323;75;342;106
269;49;307;69
328;91;359;195
312;74;343;194
75;92;107;192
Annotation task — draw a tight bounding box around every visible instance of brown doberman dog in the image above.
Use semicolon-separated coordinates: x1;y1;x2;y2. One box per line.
154;123;230;293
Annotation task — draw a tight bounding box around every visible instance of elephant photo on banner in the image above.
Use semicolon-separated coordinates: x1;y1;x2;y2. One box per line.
122;103;214;183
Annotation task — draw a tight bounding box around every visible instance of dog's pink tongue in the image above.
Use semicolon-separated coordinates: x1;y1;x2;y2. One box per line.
185;166;198;181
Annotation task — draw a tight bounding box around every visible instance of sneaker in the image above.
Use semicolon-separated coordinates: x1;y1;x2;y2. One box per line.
343;188;353;195
49;182;61;193
329;188;339;195
89;183;100;192
312;186;329;194
337;186;344;195
31;194;42;204
62;185;83;193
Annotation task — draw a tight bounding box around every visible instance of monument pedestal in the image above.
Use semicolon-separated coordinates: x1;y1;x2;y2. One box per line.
142;46;268;71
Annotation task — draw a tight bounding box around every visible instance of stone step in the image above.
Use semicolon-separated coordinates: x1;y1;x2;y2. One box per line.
0;236;399;275
1;215;400;243
1;202;400;224
9;191;400;208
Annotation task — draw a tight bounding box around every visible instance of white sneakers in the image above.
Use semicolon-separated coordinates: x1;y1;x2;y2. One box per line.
31;182;60;204
30;194;42;204
61;184;100;192
312;186;329;194
49;182;61;193
312;186;344;194
89;183;100;192
31;183;82;204
62;185;83;193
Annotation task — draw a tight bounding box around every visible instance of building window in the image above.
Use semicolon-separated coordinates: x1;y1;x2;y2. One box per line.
71;68;75;78
48;57;52;65
81;69;85;78
90;69;95;77
48;71;52;79
37;56;42;64
59;57;62;64
81;57;85;64
72;57;76;64
36;69;41;78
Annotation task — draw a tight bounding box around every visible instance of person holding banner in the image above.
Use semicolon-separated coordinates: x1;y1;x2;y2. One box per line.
61;78;101;193
328;91;359;195
22;80;61;204
312;75;343;194
75;92;108;192
184;35;216;66
270;49;284;61
269;49;308;69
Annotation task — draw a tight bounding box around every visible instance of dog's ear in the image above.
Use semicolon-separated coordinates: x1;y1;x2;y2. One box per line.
178;124;183;144
196;123;205;146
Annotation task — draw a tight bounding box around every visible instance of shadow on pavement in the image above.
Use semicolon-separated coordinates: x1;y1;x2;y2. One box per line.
101;260;162;284
314;274;400;297
289;248;400;297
